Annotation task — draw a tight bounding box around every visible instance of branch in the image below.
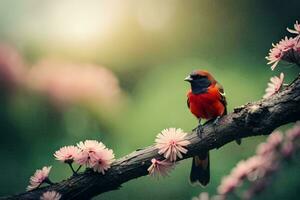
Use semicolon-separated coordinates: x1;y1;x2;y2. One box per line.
2;75;300;200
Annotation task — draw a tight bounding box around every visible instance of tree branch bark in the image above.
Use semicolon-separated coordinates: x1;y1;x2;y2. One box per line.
2;75;300;200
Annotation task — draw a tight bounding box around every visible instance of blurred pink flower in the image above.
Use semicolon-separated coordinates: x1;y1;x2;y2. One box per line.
27;166;52;191
26;59;123;108
192;192;210;200
286;123;300;141
267;131;283;148
263;73;284;99
294;41;300;53
40;191;61;200
155;128;190;161
281;141;294;158
246;156;267;181
75;140;106;167
201;123;300;200
217;176;240;195
54;145;80;163
246;156;264;170
90;148;115;174
147;158;174;178
0;43;25;90
287;20;300;36
256;142;273;156
231;160;251;180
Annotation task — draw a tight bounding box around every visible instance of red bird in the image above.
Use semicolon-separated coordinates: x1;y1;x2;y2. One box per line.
185;70;229;186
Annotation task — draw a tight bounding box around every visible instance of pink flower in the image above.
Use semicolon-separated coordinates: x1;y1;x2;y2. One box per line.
40;191;61;200
281;141;294;158
75;140;106;167
26;59;123;108
256;143;273;156
245;156;264;170
54;145;80;163
215;124;300;198
155;128;190;161
263;73;284;99
246;156;266;181
217;176;240;195
230;160;251;180
27;166;52;191
230;156;264;183
266;44;284;70
147;158;174;178
192;192;210;200
287;21;300;35
0;43;25;90
75;140;115;174
90;148;115;174
286;123;300;141
266;36;300;69
277;37;297;52
267;131;283;148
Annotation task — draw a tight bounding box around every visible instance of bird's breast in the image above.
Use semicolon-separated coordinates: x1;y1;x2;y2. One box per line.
188;88;224;119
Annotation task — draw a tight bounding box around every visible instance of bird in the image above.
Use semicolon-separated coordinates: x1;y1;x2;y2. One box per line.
184;69;239;186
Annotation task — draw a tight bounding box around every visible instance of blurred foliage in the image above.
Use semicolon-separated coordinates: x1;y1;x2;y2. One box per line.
0;0;299;199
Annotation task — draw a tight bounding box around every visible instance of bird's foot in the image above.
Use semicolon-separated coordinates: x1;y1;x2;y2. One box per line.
213;116;221;125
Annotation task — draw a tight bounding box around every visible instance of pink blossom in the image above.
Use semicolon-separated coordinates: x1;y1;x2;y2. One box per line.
90;148;115;174
230;156;264;183
245;156;264;171
281;141;294;158
294;40;300;52
210;123;300;199
155;128;190;161
147;158;174;178
286;123;300;141
266;21;300;69
267;131;283;148
27;166;52;191
230;160;251;180
192;192;210;200
287;20;300;35
277;37;297;52
54;145;80;163
26;59;123;108
217;176;240;195
263;73;284;99
256;142;273;156
40;191;61;200
0;43;25;90
265;44;284;70
265;38;298;70
75;140;115;174
246;156;267;181
75;140;106;167
279;37;300;65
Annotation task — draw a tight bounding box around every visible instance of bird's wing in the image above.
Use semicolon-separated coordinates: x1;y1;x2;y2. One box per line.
216;82;227;115
217;82;241;144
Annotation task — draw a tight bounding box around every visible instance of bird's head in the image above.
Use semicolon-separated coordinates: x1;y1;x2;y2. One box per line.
184;70;216;94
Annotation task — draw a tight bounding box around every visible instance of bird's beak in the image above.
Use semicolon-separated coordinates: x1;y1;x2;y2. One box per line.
184;75;193;82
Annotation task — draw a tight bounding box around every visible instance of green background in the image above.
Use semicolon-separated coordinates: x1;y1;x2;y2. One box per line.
0;0;299;199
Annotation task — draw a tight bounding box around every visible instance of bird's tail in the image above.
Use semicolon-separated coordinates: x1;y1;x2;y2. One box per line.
189;151;210;186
